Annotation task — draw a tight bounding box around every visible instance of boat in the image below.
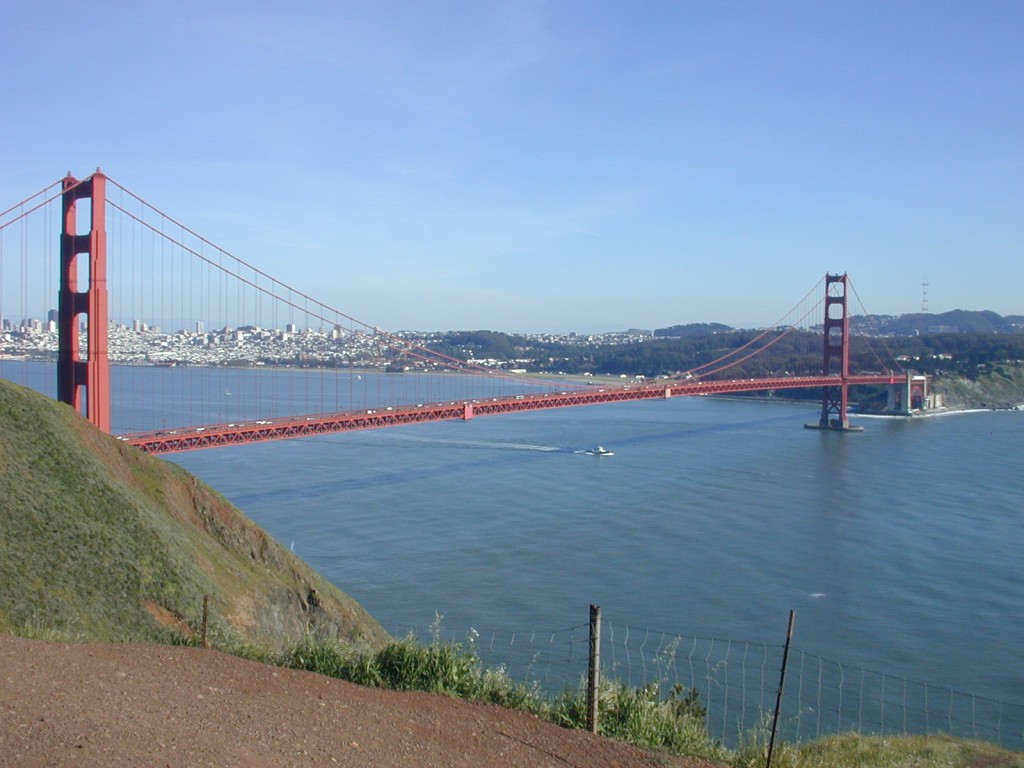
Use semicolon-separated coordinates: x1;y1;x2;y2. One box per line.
584;445;614;456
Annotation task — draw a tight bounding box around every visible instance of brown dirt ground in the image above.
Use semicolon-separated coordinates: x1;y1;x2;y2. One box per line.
1;636;724;768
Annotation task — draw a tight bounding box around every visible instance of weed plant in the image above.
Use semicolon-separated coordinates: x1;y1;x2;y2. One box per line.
282;632;547;714
548;680;728;763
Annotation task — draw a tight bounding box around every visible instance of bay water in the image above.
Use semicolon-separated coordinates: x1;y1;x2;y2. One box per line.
174;390;1023;711
5;362;1022;718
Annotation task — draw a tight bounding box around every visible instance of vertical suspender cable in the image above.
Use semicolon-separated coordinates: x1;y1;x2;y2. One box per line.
272;277;279;417
254;269;260;423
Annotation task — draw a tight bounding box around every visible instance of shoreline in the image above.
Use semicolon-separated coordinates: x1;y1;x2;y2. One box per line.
854;405;1024;419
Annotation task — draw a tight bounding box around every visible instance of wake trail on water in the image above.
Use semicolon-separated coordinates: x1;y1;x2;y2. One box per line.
323;433;565;453
425;439;563;452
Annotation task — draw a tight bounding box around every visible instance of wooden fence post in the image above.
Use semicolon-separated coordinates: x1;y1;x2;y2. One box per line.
587;604;601;734
201;595;209;649
767;609;796;768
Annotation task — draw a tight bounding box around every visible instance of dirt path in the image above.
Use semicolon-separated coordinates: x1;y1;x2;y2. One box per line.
1;636;722;767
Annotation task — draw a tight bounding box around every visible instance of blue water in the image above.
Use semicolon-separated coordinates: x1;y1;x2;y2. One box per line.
167;393;1024;709
4;362;1022;711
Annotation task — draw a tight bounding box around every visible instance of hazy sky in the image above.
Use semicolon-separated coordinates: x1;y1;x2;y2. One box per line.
3;1;1021;333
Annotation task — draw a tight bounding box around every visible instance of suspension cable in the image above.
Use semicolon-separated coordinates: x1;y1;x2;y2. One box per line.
681;277;825;378
848;277;905;374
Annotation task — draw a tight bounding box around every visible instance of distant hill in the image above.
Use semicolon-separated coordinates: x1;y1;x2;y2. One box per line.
0;379;389;649
651;311;1023;338
653;322;732;338
851;310;1024;336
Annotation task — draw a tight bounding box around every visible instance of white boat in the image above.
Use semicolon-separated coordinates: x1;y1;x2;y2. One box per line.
585;445;614;456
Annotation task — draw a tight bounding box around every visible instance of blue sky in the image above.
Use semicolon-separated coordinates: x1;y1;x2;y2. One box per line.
3;1;1022;333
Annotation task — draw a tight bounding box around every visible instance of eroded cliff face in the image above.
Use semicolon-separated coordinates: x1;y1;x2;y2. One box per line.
169;470;388;649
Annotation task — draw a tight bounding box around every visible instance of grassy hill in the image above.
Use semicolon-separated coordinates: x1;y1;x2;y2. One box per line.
0;379;389;650
932;362;1024;409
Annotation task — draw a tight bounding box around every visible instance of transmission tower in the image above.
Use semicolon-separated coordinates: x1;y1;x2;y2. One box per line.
921;280;929;312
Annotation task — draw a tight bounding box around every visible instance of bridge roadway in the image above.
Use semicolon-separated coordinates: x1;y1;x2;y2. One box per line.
123;373;903;455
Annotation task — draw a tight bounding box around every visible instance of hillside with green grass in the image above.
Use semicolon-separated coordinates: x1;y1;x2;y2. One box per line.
0;379;389;650
932;362;1024;409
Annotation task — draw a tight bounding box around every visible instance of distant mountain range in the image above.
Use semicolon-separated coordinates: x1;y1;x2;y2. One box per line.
654;311;1024;338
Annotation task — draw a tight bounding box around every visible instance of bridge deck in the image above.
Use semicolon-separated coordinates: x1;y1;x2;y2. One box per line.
123;374;902;454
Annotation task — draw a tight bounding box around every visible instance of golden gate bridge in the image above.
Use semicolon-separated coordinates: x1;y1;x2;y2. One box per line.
0;170;923;454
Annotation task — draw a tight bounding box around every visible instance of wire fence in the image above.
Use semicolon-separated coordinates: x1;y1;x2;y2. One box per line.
397;616;1024;752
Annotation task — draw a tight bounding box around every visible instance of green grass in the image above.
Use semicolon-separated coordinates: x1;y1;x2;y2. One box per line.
0;382;208;641
756;732;1024;768
0;379;388;649
548;680;727;762
280;632;548;711
933;362;1024;409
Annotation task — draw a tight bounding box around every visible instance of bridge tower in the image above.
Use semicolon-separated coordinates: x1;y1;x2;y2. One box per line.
58;171;111;432
806;273;863;432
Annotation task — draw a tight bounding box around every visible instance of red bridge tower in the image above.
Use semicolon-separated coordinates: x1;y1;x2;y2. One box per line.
58;171;111;432
806;273;863;432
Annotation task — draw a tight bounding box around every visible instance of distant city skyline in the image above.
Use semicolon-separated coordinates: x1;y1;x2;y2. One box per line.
5;301;1021;343
2;2;1022;334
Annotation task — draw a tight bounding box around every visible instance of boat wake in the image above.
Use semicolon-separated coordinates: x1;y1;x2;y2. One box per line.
369;433;563;452
444;439;562;452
